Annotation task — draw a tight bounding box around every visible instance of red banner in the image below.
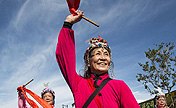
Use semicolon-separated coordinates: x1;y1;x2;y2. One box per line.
17;87;53;108
66;0;80;15
87;78;103;108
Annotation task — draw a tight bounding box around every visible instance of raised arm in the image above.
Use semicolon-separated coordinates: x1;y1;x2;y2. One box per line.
55;11;84;93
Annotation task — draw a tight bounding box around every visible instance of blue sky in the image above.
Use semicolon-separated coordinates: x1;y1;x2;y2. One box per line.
0;0;176;107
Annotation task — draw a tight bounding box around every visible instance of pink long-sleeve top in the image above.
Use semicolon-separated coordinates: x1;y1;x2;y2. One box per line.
56;24;140;108
18;91;30;108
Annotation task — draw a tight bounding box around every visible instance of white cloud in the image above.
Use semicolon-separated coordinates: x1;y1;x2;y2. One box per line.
11;0;67;31
134;90;153;103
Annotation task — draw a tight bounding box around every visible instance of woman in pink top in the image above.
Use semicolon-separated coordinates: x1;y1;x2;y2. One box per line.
56;10;140;108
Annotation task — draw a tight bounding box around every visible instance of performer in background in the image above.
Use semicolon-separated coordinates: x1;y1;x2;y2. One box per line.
56;10;140;108
17;83;55;108
154;88;169;108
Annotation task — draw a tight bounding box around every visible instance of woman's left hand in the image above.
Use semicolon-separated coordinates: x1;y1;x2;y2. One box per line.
65;10;84;24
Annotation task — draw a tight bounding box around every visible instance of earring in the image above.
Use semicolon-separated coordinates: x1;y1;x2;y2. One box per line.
87;55;90;67
109;61;115;78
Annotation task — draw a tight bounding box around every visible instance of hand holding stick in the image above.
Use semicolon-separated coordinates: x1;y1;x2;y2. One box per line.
17;79;34;92
65;10;99;27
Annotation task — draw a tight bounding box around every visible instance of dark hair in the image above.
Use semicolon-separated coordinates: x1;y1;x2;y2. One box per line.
41;91;55;99
83;67;91;78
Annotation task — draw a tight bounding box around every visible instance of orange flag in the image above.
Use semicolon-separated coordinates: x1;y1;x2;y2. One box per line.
17;86;53;108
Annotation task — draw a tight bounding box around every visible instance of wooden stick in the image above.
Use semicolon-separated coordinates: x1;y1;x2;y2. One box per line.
23;79;34;87
82;16;99;27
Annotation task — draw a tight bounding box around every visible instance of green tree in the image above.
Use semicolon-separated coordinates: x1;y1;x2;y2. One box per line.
136;42;176;107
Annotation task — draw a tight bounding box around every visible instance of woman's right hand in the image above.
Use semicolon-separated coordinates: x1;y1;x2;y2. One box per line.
17;85;26;97
17;85;25;92
65;10;84;24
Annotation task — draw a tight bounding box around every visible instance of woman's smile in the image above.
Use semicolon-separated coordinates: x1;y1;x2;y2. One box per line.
89;48;111;75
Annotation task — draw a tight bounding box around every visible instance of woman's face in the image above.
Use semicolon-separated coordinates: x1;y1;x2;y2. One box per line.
156;97;166;108
43;92;54;105
89;47;111;75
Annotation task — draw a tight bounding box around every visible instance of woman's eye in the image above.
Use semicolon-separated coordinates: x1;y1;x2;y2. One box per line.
96;53;100;55
104;53;109;56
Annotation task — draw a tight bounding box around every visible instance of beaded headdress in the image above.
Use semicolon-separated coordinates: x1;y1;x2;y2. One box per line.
155;87;165;99
84;35;111;62
41;82;55;105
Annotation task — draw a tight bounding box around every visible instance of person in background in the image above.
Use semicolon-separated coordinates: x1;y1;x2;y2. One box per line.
154;87;169;108
155;94;169;108
18;84;55;108
55;10;140;108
